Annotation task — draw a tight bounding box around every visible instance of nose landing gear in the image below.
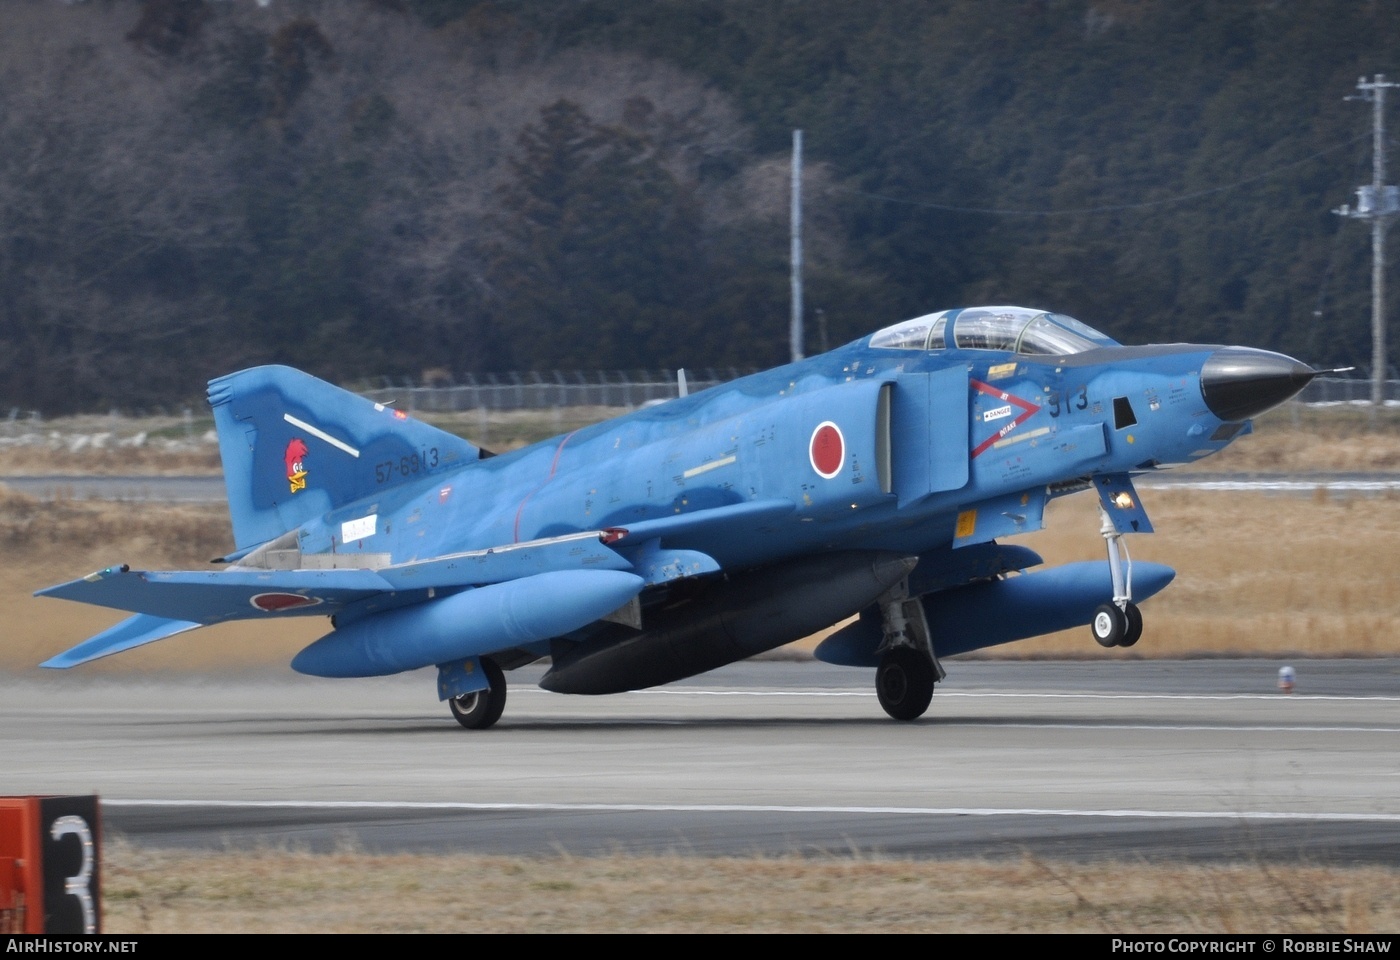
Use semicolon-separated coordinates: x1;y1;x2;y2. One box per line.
1091;599;1142;648
1092;500;1144;648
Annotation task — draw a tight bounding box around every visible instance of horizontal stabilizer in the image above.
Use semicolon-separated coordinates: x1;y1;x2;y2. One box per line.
41;614;202;669
37;566;392;624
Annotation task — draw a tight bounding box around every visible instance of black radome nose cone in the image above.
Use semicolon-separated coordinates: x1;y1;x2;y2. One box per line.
1201;348;1317;421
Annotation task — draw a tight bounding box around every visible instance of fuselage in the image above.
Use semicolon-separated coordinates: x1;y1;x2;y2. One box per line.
300;307;1307;584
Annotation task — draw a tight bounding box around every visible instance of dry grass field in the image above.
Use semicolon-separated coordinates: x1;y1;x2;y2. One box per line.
1200;406;1400;473
98;844;1399;934
987;489;1400;658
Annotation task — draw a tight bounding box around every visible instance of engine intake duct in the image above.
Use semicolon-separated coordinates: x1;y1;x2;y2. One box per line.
541;551;916;695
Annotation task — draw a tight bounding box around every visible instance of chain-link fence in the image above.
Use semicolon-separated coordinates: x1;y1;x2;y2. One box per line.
358;370;759;412
1295;376;1400;405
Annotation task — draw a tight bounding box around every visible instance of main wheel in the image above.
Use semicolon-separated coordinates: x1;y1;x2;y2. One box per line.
876;647;936;721
448;657;507;730
1091;603;1127;648
1120;602;1143;648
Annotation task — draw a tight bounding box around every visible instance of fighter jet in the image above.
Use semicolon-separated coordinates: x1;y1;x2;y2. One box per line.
36;306;1318;727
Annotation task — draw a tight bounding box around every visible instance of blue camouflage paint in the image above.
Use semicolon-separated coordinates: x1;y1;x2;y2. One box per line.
37;305;1317;721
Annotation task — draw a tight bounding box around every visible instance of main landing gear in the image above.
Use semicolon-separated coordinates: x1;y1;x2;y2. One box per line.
1091;504;1143;649
877;647;937;720
448;657;507;729
874;577;945;721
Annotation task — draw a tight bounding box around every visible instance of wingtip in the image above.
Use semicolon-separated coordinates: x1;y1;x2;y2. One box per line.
35;564;133;599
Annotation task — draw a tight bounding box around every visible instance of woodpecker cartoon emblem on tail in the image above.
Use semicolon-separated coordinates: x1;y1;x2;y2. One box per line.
284;438;309;493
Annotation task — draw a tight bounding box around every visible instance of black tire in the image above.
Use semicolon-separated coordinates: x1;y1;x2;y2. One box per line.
1091;603;1127;648
448;657;507;730
1120;602;1143;648
876;647;935;721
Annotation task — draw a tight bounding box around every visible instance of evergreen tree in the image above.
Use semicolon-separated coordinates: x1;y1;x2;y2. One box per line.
483;100;705;369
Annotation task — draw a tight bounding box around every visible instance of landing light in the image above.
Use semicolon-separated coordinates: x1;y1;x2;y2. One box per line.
1112;492;1135;510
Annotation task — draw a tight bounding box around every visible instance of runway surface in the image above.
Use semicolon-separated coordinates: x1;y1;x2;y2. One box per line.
4;659;1397;864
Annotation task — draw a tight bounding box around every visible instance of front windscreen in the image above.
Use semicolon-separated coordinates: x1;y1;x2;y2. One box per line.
1017;316;1100;355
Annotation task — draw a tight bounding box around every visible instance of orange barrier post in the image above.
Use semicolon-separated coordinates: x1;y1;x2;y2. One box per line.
0;796;100;934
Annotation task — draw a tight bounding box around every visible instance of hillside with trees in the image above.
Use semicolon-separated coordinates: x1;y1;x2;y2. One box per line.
2;0;1398;412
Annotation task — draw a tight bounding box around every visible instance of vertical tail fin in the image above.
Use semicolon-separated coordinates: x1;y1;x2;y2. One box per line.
209;366;481;551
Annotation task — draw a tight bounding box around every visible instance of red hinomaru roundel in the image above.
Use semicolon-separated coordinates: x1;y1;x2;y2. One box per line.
809;421;845;479
250;592;322;613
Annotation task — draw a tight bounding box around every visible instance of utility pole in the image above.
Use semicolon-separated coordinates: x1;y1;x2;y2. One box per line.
790;129;804;364
1335;74;1400;408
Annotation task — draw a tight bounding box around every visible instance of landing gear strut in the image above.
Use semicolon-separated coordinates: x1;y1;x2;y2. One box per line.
874;578;944;721
448;657;507;729
1092;504;1143;648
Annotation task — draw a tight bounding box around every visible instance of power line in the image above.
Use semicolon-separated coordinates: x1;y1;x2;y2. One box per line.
829;132;1371;217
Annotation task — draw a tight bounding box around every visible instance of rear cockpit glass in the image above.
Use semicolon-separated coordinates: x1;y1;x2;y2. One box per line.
868;313;940;350
952;309;1025;351
869;306;1117;356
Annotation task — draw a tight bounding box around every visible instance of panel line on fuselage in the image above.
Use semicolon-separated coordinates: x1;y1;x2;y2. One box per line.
512;429;581;543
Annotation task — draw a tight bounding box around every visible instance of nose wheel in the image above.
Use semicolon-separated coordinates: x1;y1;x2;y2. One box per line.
1091;502;1145;649
1091;601;1142;648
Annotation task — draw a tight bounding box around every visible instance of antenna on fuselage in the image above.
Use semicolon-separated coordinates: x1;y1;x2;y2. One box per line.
677;368;689;398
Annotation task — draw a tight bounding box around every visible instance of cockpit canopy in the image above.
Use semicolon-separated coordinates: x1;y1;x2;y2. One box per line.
869;306;1119;356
